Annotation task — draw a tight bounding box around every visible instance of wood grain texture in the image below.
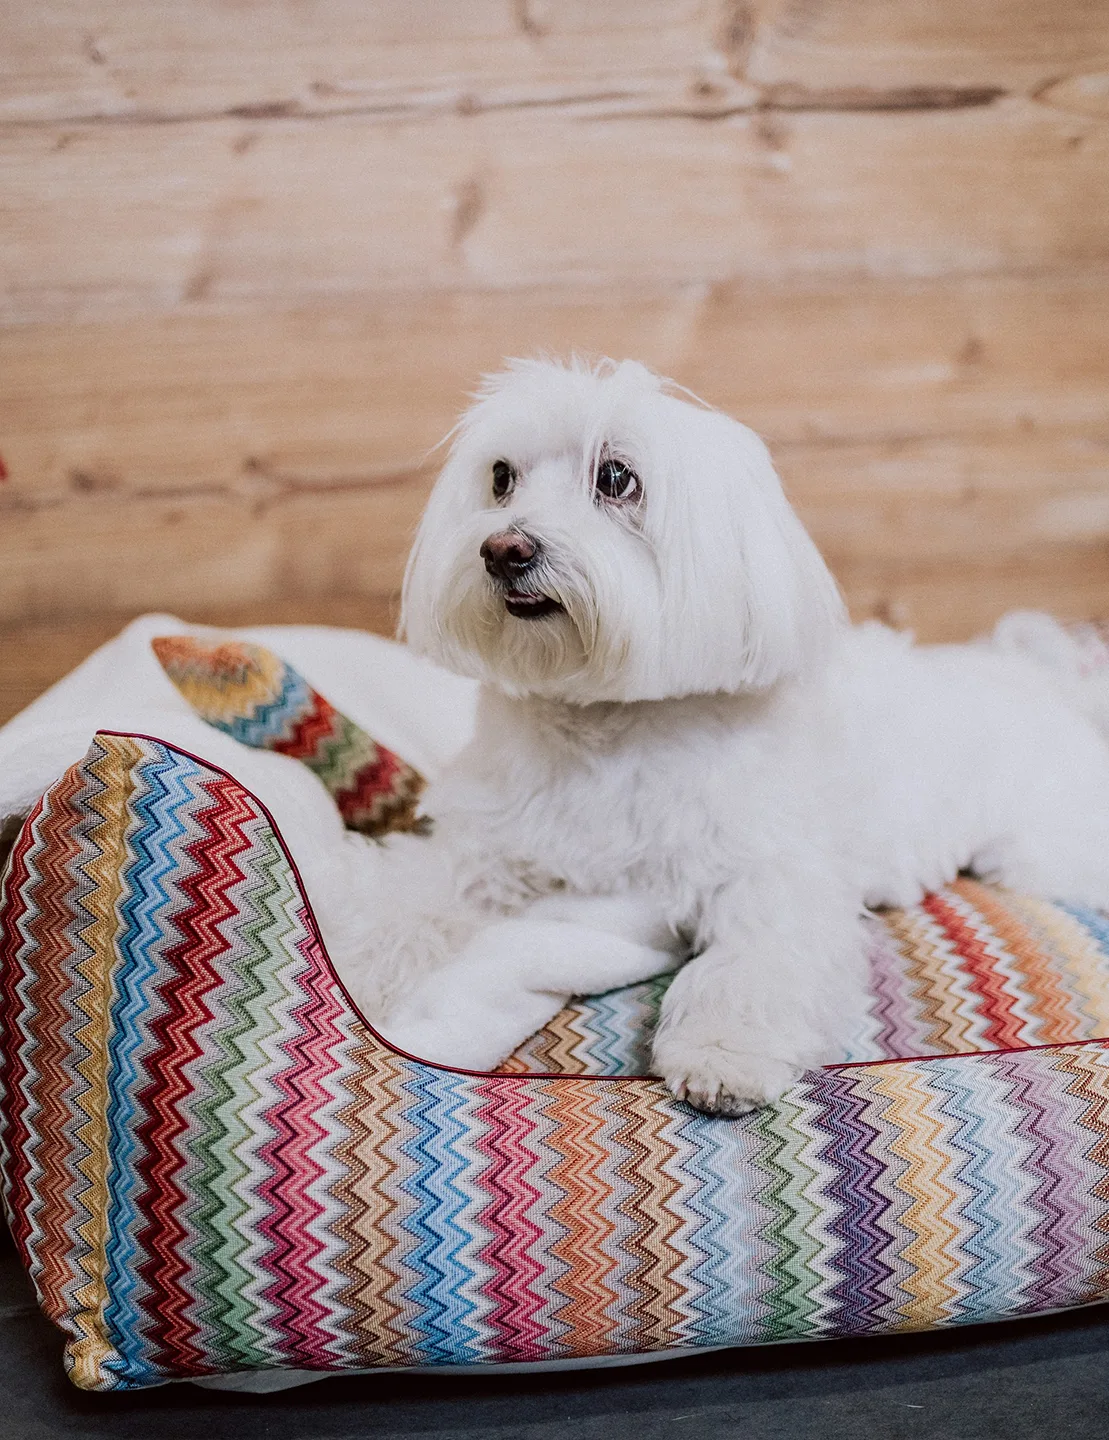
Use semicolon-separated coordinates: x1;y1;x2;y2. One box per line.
4;1;1107;125
2;275;1107;640
0;1;732;124
3;275;1108;505
2;0;1108;718
3;98;1108;325
0;484;427;628
744;0;1109;95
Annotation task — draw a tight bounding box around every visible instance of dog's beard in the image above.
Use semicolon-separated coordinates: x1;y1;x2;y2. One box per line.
427;532;639;700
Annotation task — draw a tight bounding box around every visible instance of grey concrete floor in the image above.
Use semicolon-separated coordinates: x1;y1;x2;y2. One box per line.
3;1228;1109;1440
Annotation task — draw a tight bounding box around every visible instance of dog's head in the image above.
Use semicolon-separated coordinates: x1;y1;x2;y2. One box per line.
402;358;844;703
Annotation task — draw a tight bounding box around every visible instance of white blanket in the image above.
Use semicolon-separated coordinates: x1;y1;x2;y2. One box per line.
0;613;478;968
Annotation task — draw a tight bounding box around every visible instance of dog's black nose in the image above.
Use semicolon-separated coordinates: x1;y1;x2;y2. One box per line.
480;529;540;580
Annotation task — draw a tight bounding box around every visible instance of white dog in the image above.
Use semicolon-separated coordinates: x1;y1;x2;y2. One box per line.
345;356;1109;1115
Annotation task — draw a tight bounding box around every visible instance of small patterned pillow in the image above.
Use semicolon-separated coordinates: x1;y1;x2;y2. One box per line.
151;635;428;836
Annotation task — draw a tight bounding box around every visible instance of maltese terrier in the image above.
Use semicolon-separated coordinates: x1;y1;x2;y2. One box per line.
349;356;1109;1115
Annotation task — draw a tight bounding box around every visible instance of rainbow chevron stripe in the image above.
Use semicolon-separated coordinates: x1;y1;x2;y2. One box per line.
151;635;427;836
3;732;1109;1392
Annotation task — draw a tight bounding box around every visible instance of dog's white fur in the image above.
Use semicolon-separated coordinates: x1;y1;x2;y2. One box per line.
344;357;1109;1114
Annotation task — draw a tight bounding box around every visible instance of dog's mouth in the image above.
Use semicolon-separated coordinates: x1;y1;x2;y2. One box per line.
503;589;564;620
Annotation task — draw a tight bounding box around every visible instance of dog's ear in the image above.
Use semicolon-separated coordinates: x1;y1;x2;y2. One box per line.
650;405;846;695
399;450;455;659
729;435;845;688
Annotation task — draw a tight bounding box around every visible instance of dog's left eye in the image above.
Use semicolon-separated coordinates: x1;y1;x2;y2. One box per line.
491;459;516;501
594;458;640;503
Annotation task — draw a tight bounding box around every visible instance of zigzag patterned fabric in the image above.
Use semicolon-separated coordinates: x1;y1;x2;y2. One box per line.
500;885;1109;1073
3;731;1109;1391
151;635;427;836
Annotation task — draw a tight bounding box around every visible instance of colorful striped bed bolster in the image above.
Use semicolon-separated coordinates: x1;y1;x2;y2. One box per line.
3;730;1109;1390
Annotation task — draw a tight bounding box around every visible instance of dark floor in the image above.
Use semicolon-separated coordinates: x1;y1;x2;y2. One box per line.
4;1229;1109;1440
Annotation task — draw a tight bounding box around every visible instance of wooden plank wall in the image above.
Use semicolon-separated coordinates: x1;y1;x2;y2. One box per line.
3;0;1109;720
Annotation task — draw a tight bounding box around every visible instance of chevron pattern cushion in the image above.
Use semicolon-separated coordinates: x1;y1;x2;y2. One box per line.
3;730;1109;1391
151;634;428;836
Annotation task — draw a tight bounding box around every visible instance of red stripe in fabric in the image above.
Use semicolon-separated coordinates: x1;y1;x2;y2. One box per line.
923;890;1025;1049
471;1078;550;1359
333;748;402;816
272;689;340;763
18;769;91;1311
0;794;47;1250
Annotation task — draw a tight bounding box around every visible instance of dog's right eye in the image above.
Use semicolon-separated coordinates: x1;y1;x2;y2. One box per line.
491;460;516;501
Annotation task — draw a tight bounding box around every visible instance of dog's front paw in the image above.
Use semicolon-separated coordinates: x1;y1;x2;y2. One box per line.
654;1040;802;1116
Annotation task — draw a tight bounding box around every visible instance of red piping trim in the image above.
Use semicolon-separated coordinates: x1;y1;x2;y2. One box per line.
831;1034;1109;1070
94;732;1109;1085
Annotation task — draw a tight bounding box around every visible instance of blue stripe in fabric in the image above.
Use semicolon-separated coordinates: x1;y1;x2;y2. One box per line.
1058;903;1109;964
395;1069;485;1363
101;748;199;1379
218;668;313;749
671;1111;763;1346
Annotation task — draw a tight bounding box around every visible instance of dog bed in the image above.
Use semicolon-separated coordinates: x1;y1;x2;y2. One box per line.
4;630;1109;1392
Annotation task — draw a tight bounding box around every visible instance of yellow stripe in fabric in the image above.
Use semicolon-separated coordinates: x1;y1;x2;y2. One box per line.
158;640;287;727
333;1040;417;1365
886;907;974;1054
65;734;141;1390
870;1064;965;1329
